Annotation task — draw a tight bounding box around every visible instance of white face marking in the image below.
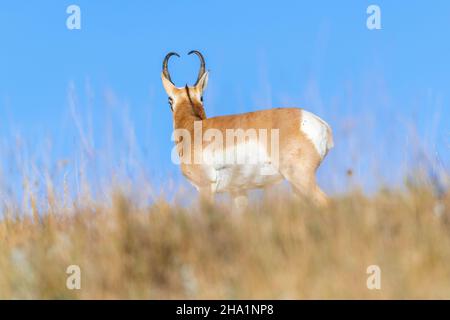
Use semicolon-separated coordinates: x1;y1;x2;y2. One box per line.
300;110;333;159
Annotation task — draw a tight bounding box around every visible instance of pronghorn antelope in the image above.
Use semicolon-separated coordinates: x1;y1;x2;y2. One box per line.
161;50;333;210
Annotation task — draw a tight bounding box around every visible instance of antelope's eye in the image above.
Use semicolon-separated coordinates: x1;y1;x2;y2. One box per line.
168;97;173;111
200;96;204;102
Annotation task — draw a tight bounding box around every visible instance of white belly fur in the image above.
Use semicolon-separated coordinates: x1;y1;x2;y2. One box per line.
201;140;283;193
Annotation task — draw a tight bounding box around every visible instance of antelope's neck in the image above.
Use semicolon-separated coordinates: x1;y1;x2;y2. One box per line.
173;102;207;132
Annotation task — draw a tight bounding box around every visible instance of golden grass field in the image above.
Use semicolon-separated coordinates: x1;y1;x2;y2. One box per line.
0;181;449;299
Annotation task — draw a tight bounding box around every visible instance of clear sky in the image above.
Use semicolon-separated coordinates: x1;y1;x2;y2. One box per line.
0;1;449;199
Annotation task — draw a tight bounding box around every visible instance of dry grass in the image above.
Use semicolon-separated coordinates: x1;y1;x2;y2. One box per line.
0;183;449;299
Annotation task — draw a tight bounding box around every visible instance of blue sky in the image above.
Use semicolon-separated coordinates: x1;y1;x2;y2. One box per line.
0;1;449;198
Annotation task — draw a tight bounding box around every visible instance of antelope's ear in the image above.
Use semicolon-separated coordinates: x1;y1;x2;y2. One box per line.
161;72;177;96
195;71;209;92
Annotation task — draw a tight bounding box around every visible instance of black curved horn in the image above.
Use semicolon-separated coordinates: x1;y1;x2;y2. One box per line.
162;52;180;84
188;50;206;85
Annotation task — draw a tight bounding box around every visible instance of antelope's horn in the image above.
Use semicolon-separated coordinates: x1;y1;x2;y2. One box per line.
188;50;206;85
162;52;180;84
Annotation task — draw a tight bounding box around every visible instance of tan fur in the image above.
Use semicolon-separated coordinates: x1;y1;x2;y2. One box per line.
162;70;333;209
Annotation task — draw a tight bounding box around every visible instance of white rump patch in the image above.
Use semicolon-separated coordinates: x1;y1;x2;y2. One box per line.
300;110;333;159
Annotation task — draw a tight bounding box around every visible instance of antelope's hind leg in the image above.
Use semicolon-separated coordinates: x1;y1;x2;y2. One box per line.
281;163;329;207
